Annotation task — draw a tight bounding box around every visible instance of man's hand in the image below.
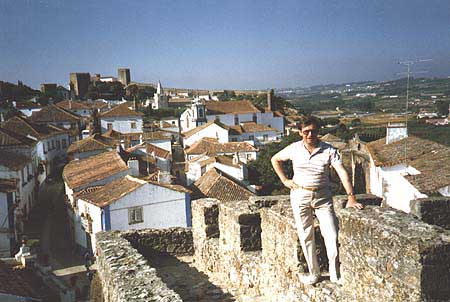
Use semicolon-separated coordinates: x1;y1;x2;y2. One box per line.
282;179;300;190
346;195;363;210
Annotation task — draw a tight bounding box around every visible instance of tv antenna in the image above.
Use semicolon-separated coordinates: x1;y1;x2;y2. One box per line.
397;58;431;166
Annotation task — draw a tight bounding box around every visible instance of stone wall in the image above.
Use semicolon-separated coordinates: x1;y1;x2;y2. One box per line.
411;197;450;230
95;230;186;302
338;206;450;301
96;194;450;302
123;228;194;257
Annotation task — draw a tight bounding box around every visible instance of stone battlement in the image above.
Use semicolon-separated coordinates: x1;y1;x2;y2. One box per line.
94;195;450;302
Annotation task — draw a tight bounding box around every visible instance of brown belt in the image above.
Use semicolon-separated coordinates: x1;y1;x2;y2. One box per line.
297;185;323;192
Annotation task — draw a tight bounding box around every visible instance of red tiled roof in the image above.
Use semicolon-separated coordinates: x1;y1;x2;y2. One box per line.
0;128;36;148
63;150;129;189
30;104;81;123
78;175;145;207
56;100;91;110
0;150;30;170
182;120;229;138
67;134;116;154
126;143;171;159
100;102;143;118
0;178;18;193
239;122;279;133
3;116;67;140
142;131;172;141
185;137;257;155
205;100;260;115
191;168;255;202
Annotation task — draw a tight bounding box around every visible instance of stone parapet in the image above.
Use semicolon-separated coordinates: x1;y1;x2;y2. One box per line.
411;197;450;230
123;228;194;257
95;231;182;302
338;206;450;302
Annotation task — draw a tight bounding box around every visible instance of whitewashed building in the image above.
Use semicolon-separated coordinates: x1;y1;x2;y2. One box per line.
184;137;258;164
67;133;116;160
99;102;144;134
74;175;191;252
367;124;450;213
126;142;172;173
179;99;284;135
186;154;248;186
3;116;70;184
182;120;230;147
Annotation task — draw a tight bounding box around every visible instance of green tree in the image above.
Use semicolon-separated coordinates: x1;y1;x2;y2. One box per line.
436;100;450;116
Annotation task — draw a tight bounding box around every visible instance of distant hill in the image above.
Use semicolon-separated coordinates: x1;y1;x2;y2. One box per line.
0;81;40;103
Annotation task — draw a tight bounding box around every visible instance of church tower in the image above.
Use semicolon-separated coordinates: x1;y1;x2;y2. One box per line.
191;98;207;126
152;80;168;109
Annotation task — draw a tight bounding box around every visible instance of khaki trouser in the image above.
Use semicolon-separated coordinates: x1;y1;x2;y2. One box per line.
290;188;338;278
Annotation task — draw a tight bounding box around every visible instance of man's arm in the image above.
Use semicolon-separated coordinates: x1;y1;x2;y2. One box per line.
333;162;363;210
271;154;299;190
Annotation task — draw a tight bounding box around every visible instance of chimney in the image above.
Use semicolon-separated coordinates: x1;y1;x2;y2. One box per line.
158;171;172;184
233;152;240;165
266;89;274;112
127;159;140;176
386;123;408;144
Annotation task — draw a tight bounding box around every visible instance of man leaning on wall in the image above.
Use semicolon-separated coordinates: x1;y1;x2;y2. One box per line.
271;115;363;285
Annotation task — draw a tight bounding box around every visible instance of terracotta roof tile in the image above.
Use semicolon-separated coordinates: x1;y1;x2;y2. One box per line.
142;131;172;141
240;122;279;133
0;178;18;192
56;100;91;110
205;100;260;115
191;168;255;202
67;134;116;154
185;137;257;156
63;150;129;189
3;116;67;140
126;143;171;159
100;102;143;118
78;175;145;207
182;120;229;138
0;150;30;170
30;104;81;123
367;136;443;167
0;128;36;148
367;135;450;193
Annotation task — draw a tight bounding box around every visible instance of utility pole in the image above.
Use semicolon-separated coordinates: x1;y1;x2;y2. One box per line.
397;58;431;166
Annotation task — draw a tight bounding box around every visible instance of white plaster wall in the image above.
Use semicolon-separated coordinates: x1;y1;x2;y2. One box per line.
144;139;172;153
100;117;143;134
74;199;103;250
179;109;192;132
19;108;41;117
214;162;244;181
186;163;202;186
259;112;285;133
109;184;189;230
183;124;229;147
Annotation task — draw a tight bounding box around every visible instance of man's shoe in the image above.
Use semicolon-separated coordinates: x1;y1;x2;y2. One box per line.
330;275;343;285
298;273;320;285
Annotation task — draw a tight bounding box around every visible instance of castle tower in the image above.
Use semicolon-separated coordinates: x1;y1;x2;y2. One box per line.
118;68;131;86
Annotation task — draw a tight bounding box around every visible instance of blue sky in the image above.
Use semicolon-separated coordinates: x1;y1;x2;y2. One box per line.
1;0;449;90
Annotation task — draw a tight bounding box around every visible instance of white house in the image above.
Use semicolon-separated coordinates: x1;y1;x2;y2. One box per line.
56;100;92;118
148;81;169;109
0;151;35;238
179;98;284;135
184;137;258;164
3;116;70;184
74;175;191;252
12;101;42;117
142;131;173;153
366;124;450;213
126;142;172;173
186;154;248;186
182;120;230;147
228;121;281;145
99;102;144;134
67;133;116;160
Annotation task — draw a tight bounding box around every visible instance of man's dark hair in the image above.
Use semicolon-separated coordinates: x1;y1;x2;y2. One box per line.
299;115;320;129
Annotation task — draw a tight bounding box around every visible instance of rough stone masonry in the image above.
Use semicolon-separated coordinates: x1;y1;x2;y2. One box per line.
95;194;450;302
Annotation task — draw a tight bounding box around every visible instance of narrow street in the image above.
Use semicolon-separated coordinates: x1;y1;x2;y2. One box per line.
24;169;93;301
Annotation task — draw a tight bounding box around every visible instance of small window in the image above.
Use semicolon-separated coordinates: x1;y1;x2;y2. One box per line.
249;135;254;140
234;114;239;125
107;123;113;130
246;153;252;160
198;108;204;118
128;207;143;224
252;113;257;123
131;122;136;129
